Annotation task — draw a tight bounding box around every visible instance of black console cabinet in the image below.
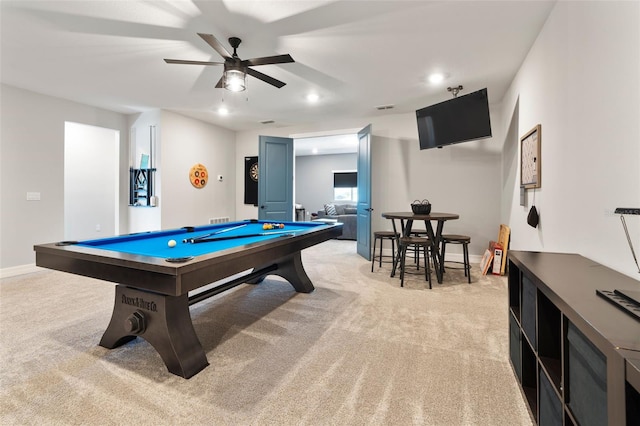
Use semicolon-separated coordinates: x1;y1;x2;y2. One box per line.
508;251;640;425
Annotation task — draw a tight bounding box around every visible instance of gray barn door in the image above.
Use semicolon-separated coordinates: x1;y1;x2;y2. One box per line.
258;135;294;221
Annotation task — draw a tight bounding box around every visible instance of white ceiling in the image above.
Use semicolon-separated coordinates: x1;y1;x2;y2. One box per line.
0;0;556;132
295;133;359;156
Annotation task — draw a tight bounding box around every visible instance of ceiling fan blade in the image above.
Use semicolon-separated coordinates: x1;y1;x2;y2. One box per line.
164;59;224;66
242;54;295;67
198;33;233;59
246;68;286;88
214;76;224;89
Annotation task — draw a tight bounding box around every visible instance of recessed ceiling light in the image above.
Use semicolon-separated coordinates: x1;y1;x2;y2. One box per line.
428;73;445;84
218;106;229;115
306;93;319;103
312;148;318;154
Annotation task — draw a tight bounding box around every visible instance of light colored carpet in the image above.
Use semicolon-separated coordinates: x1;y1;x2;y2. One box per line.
1;240;532;425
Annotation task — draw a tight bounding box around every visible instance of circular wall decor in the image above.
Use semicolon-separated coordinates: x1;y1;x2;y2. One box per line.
189;163;208;188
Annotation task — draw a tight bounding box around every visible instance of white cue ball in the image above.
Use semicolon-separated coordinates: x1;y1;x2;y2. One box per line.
168;239;177;248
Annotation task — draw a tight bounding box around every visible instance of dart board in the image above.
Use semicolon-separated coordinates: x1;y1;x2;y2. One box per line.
249;162;259;181
189;163;208;188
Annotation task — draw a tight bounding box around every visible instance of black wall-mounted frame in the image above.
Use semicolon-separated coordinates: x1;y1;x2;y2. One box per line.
244;156;258;205
129;168;156;207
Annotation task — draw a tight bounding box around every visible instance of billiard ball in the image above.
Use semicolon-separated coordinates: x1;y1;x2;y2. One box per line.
168;239;177;248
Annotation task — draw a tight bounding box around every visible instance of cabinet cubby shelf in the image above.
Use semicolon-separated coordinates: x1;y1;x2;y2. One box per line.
508;251;640;426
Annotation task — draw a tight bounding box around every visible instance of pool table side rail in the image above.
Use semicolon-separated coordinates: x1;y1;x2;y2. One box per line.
34;222;342;296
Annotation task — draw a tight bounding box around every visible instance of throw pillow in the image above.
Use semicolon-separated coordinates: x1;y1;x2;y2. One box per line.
324;203;337;215
344;207;357;215
334;204;346;215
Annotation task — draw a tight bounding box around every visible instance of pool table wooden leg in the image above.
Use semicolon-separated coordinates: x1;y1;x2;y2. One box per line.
270;252;315;293
99;285;209;379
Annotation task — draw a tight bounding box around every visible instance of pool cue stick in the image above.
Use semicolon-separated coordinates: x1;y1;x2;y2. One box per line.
190;230;300;243
182;224;247;243
215;223;248;234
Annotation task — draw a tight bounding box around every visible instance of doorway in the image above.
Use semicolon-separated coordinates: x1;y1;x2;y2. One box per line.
258;127;371;258
293;133;359;222
292;128;372;260
64;122;119;240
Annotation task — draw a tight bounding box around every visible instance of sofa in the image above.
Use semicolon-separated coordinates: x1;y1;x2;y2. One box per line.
316;203;357;240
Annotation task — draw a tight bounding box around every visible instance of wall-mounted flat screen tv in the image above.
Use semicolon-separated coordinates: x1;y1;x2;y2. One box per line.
416;88;492;150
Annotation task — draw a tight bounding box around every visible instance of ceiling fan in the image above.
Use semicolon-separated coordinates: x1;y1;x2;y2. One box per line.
164;33;294;92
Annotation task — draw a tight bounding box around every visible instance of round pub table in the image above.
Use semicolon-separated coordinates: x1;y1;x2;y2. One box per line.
381;212;459;284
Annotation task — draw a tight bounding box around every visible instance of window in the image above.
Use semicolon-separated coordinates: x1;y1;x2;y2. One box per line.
333;171;357;202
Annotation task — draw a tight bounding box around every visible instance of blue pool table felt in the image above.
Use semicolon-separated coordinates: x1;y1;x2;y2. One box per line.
77;220;326;259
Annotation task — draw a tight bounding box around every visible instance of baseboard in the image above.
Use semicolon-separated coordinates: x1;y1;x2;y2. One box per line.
0;263;42;279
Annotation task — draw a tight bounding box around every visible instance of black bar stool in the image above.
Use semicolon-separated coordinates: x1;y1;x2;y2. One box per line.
441;234;471;283
371;231;398;272
398;236;432;289
409;229;429;265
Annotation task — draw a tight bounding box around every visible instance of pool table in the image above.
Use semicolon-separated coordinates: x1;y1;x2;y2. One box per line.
34;219;342;378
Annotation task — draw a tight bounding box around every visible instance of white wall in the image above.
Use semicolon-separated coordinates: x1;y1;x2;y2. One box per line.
159;110;236;229
236;112;503;259
126;110;236;233
500;1;640;278
0;84;129;271
64;122;119;240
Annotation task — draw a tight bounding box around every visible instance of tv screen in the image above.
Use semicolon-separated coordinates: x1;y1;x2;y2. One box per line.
416;88;492;150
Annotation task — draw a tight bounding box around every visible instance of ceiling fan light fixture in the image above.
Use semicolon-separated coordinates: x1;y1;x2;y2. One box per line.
165;34;294;91
224;69;246;92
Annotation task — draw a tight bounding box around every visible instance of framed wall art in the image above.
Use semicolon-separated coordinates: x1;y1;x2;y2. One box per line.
520;124;541;189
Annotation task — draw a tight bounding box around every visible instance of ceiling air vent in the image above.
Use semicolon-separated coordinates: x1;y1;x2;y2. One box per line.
376;104;394;111
260;120;275;124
